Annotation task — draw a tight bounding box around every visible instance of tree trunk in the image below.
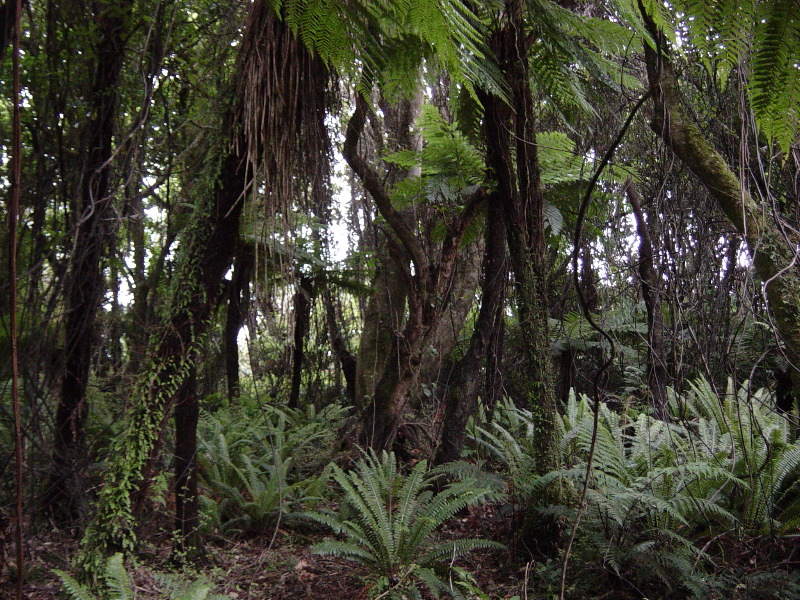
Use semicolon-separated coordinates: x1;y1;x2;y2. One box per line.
415;239;484;398
434;198;507;465
482;0;559;552
483;0;557;475
78;141;248;576
640;6;800;392
48;0;131;524
347;95;414;449
225;245;254;401
173;364;201;560
78;3;331;572
288;274;314;409
322;288;357;404
354;252;408;430
626;178;669;418
345;93;487;451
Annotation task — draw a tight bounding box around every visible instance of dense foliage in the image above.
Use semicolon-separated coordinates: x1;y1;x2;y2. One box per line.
1;0;799;598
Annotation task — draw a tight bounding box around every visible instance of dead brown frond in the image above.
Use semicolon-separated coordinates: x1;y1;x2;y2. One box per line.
233;1;334;219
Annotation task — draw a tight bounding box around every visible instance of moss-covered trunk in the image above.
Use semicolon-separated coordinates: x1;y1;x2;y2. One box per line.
481;0;560;552
483;0;558;477
640;4;800;392
345;92;487;451
354;251;409;444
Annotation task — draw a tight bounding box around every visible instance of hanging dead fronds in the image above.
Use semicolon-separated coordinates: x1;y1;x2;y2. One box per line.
234;1;333;219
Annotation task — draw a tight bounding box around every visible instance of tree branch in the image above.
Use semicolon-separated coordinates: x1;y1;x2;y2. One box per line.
342;94;427;276
639;1;800;368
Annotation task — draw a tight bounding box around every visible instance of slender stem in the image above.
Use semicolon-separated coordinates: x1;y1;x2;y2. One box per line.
10;0;25;597
559;90;651;600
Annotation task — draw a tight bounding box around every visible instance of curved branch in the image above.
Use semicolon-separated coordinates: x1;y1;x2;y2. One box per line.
342;94;427;275
560;89;652;600
639;0;800;369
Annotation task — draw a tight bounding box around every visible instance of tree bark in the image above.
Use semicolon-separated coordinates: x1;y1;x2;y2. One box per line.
345;93;487;451
483;0;558;475
173;364;200;560
322;288;357;404
434;198;507;465
626;178;669;418
225;244;254;401
640;4;800;390
481;0;560;552
288;274;314;409
48;0;131;523
416;240;484;397
354;250;408;417
0;0;20;63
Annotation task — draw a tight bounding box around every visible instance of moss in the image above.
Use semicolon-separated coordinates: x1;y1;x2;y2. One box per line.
644;22;800;381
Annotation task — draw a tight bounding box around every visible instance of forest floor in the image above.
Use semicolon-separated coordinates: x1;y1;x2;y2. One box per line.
4;503;543;600
6;504;797;599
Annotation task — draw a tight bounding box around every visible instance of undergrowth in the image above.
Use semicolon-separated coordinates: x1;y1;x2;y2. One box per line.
308;450;503;600
468;378;800;599
197;400;348;535
55;553;229;600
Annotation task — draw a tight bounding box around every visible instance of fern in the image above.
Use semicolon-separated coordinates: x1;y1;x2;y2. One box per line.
667;0;800;153
103;554;133;600
56;554;135;600
197;402;343;534
55;570;99;600
749;0;800;153
151;572;230;600
308;450;501;599
385;102;486;216
277;0;497;101
478;378;800;597
56;553;231;600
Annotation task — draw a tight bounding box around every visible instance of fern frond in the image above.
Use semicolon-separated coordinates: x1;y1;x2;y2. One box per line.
393;460;429;538
54;571;99;600
311;539;377;563
104;553;133;600
420;538;504;564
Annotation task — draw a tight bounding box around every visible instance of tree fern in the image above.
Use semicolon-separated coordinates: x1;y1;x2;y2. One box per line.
749;0;800;153
521;0;645;121
666;0;800;153
277;0;497;100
